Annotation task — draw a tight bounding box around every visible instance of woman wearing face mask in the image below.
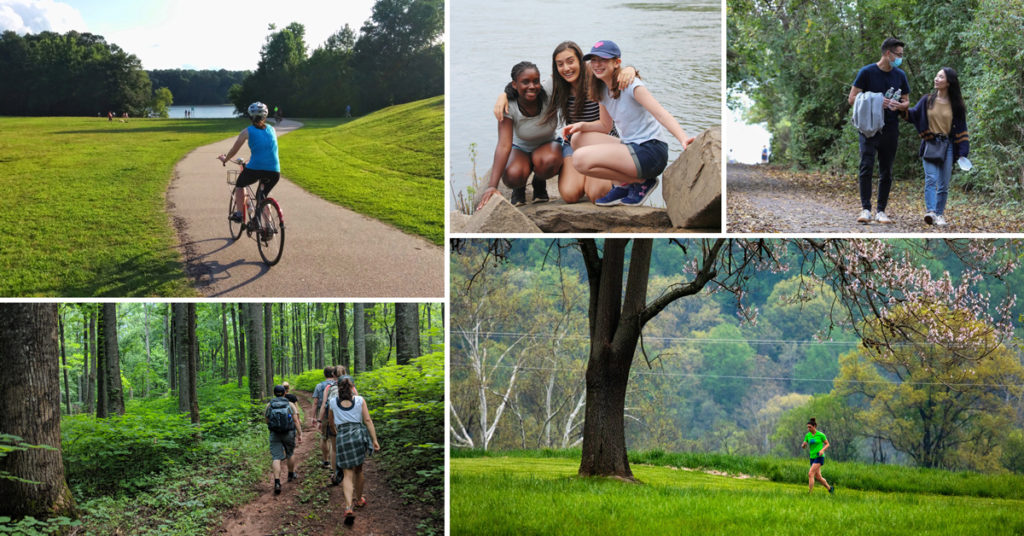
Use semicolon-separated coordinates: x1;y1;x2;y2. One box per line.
564;40;694;207
476;61;562;210
901;67;969;226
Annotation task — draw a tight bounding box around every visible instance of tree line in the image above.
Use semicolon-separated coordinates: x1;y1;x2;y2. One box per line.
728;0;1024;194
147;69;249;105
229;0;442;118
451;239;1024;478
0;30;171;117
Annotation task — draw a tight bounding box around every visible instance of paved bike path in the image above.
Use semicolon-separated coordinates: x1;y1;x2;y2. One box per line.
167;119;443;297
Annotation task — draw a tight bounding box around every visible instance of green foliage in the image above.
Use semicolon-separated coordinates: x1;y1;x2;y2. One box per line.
277;97;444;244
697;323;755;411
147;69;248;105
0;30;153;116
0;516;80;536
148;87;173;118
452;455;1024;536
771;393;861;461
0;117;245;296
1003;429;1024;474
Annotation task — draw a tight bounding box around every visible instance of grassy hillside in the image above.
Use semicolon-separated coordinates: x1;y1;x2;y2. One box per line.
0;117;245;296
451;454;1024;536
279;96;444;244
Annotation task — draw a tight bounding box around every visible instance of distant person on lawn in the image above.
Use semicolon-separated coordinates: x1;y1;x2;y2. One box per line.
801;417;834;495
848;37;910;224
327;378;380;526
265;384;302;495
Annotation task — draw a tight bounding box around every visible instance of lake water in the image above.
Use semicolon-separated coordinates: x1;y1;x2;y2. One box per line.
449;0;722;206
168;104;237;119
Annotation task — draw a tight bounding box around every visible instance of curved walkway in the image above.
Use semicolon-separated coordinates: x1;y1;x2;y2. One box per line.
167;119;443;297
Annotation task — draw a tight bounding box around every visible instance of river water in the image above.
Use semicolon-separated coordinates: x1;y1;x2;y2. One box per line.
168;104;237;119
449;0;722;206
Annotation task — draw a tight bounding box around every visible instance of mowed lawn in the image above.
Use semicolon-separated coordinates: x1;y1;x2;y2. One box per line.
0;116;245;296
451;456;1024;536
278;95;443;245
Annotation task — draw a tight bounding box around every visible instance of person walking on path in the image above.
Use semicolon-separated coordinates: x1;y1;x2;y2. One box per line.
901;67;970;227
265;385;302;495
218;101;281;225
312;367;338;470
801;417;834;495
761;145;769;164
848;37;911;224
327;378;380;526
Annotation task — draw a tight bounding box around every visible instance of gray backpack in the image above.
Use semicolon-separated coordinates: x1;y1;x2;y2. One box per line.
267;397;294;433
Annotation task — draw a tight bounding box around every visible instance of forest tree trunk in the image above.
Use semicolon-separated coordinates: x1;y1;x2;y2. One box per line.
0;304;79;520
221;304;230;383
247;303;265;400
58;310;70;414
364;303;375;370
354;303;366;373
339;303;349;372
234;304;244;387
396;303;420;365
95;307;107;418
264;303;273;395
174;304;189;413
187;304;200;428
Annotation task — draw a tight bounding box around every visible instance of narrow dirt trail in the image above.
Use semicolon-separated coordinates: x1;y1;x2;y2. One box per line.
213;391;420;536
167;119;443;298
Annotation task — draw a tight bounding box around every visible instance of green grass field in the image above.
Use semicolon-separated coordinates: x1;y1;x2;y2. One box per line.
0;116;245;296
451;454;1024;536
279;96;444;245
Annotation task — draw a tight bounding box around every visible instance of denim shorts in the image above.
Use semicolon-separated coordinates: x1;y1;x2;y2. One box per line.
625;139;669;179
558;137;574;158
512;140;557;155
810;456;825;466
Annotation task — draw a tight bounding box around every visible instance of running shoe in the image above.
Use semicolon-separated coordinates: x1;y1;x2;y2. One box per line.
828;484;835;494
344;509;355;526
532;177;550;203
510;187;527;207
857;209;872;223
229;211;243;222
287;472;297;483
621;177;660;206
875;211;893;224
595;185;632;206
924;212;936;225
935;215;948;226
274;480;281;495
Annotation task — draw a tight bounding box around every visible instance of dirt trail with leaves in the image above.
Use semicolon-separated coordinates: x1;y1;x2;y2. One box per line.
727;164;1024;233
213;391;419;536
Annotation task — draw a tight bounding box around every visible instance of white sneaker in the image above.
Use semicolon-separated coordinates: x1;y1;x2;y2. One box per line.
924;212;936;225
875;211;893;224
935;214;947;226
857;209;872;223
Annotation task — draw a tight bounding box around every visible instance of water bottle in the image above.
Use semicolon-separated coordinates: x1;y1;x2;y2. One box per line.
884;87;895;99
892;89;901;101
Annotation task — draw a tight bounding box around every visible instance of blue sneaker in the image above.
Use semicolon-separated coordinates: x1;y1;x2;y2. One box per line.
595;184;631;206
621;177;659;206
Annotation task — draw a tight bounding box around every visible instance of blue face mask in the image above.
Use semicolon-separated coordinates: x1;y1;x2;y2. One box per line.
891;55;903;68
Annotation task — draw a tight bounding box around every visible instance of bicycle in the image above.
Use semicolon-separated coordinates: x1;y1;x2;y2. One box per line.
224;158;286;266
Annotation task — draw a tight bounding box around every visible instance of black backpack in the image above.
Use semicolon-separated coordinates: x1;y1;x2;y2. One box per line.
267;397;295;433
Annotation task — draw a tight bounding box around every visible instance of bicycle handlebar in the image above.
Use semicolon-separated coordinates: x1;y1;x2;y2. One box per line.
219;155;245;167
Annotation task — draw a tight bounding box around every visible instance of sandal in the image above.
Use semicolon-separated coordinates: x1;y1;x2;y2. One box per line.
344;509;355;526
355;496;367;508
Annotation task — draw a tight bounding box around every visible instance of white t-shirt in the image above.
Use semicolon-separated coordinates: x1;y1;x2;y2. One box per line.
600;79;665;145
330;395;365;426
505;78;557;152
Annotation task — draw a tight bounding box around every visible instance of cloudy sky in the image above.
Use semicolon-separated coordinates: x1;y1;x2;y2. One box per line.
0;0;377;70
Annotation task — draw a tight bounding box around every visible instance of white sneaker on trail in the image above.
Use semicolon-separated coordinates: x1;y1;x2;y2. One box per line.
875;211;893;224
924;212;936;225
935;214;948;226
857;209;872;223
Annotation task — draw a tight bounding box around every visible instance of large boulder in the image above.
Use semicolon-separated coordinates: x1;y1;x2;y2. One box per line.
450;193;542;233
662;126;721;229
518;201;672;232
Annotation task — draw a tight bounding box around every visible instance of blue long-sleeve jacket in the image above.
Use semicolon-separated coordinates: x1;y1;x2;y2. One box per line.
900;95;970;159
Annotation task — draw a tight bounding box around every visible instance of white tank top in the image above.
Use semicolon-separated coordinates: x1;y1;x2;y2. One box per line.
330;395;364;426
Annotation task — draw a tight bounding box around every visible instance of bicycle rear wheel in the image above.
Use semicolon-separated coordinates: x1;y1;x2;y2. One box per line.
255;198;285;266
228;192;243;240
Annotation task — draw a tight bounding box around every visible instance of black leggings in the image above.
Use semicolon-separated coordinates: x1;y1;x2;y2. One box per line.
236;168;280;199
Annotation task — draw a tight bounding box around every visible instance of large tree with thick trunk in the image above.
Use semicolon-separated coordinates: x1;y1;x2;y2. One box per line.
96;303;124;417
0;304;79;520
246;303;266;400
396;303;420;365
353;303;366;373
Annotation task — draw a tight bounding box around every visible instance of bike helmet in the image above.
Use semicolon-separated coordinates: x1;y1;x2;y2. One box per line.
248;101;269;120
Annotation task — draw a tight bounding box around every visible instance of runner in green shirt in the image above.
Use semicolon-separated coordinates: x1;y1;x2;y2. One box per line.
801;418;834;494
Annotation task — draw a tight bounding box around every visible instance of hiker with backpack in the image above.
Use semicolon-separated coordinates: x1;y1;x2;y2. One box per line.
326;377;380;526
265;384;302;495
312;367;338;469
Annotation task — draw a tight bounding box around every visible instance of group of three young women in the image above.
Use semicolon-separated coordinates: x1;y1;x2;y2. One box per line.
476;39;694;211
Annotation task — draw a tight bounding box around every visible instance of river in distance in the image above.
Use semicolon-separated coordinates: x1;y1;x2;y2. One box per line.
168;104;237;119
450;0;722;208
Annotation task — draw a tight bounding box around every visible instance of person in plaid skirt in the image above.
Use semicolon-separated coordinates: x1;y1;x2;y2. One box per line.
327;377;381;525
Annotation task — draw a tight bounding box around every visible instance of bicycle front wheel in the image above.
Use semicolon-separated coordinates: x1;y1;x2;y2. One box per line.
228;191;243;240
255;198;285;266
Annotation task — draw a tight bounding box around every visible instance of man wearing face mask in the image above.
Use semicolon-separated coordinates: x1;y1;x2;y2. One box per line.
848;37;910;225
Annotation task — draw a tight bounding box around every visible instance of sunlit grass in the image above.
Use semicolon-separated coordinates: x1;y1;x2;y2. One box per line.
451;455;1024;536
0;116;246;296
278;96;444;245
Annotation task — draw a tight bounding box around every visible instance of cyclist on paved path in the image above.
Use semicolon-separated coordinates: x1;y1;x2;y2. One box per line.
801;417;834;495
327;378;380;526
265;384;302;495
312;367;339;469
218;101;281;224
